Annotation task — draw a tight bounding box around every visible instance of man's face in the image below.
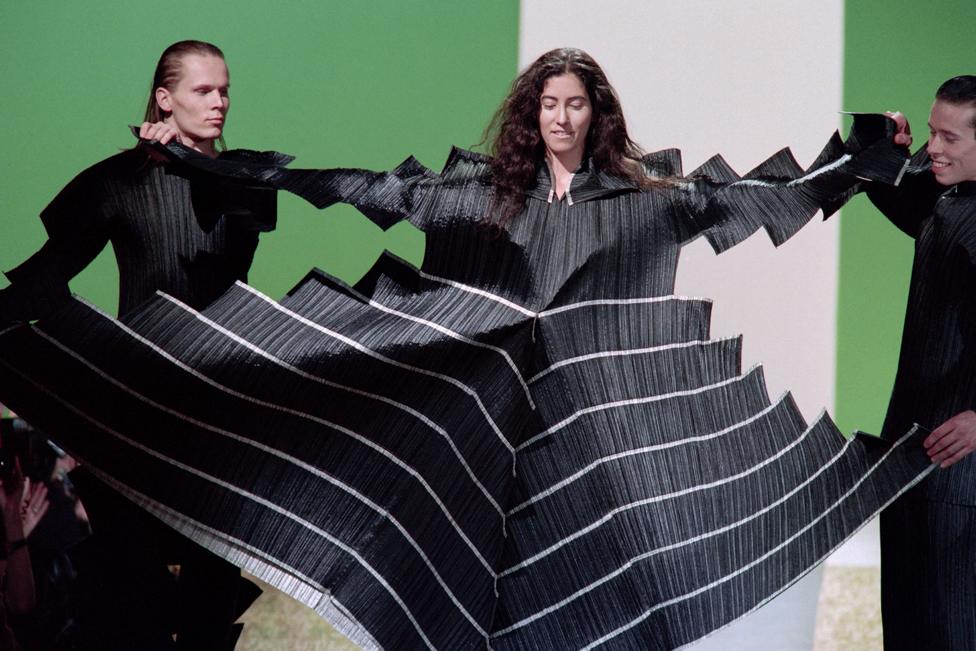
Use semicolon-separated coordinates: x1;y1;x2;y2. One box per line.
927;99;976;186
156;54;230;152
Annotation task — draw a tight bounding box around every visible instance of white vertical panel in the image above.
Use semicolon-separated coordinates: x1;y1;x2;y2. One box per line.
519;0;844;422
519;3;845;648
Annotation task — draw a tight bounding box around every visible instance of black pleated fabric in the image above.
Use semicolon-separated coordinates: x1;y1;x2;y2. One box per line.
865;150;976;648
0;116;934;650
868;151;976;506
0;148;277;321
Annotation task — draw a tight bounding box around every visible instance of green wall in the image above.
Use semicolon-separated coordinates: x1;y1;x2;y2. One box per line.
0;1;519;312
838;0;976;434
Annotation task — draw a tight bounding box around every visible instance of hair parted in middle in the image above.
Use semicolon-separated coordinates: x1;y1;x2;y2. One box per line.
483;47;662;224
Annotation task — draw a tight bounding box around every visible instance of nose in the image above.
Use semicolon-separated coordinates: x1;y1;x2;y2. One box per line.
208;90;225;109
555;105;569;125
927;135;941;157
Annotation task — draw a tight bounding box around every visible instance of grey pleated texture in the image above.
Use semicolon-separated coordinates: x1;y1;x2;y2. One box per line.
0;117;933;650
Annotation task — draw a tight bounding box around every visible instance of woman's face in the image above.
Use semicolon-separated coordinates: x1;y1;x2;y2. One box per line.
538;73;592;165
156;54;230;150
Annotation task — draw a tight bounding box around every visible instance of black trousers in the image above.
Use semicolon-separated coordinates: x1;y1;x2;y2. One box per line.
881;486;976;650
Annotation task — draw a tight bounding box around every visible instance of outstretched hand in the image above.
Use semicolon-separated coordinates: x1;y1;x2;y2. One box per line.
925;410;976;468
884;111;913;147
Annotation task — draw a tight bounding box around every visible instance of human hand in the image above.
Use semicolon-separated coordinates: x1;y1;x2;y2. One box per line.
138;121;182;145
52;454;78;482
0;459;27;538
884;111;913;147
20;479;49;538
925;410;976;468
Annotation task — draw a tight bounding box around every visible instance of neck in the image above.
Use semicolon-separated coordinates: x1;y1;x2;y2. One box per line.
163;119;218;158
546;150;582;199
190;138;218;158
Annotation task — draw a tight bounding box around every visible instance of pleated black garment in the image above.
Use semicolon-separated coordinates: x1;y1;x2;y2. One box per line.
0;147;279;320
867;151;976;649
0;115;934;650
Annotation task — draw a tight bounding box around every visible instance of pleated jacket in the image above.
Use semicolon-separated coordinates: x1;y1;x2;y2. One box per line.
869;152;976;506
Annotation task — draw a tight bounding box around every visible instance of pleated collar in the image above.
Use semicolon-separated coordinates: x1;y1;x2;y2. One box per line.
524;157;640;205
947;180;976;197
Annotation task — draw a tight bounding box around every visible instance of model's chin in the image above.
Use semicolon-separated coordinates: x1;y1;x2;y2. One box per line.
201;124;224;138
546;142;582;156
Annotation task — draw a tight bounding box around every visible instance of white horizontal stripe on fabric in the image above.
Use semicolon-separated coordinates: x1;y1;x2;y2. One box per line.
732;153;852;188
232;283;515;456
508;397;782;515
416;269;711;320
578;425;933;651
501;409;808;577
21;331;493;637
417;269;537;317
495;408;842;636
517;368;759;452
536;295;705;318
528;337;737;384
0;357;451;649
343;283;535;409
86;298;504;520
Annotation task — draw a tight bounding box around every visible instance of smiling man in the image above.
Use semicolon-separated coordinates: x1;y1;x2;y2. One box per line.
866;75;976;651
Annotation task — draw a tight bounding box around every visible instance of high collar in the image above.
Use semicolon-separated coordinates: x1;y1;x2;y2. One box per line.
907;147;976;198
525;157;640;204
948;180;976;197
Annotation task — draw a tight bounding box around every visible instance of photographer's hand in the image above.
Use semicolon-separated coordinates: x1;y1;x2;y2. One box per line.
20;479;49;538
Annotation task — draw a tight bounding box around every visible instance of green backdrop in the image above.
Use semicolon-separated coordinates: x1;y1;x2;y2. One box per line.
0;1;519;310
3;1;976;439
837;0;976;434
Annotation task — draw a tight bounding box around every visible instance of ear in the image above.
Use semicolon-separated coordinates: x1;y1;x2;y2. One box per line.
155;87;173;114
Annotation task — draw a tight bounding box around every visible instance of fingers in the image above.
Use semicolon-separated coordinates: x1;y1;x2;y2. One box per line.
26;482;47;512
927;414;976;467
931;439;968;467
17;477;31;510
935;440;973;468
883;111;913;147
924;421;952;449
138;121;181;145
926;426;959;459
22;487;50;537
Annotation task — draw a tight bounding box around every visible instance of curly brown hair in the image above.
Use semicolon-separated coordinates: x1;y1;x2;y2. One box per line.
484;48;654;224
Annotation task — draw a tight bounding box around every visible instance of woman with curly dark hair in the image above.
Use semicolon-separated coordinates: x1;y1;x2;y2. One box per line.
485;47;658;224
0;48;922;650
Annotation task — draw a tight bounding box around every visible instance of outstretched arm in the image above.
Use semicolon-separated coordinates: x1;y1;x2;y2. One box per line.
673;113;911;253
0;166;112;325
139;135;431;230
